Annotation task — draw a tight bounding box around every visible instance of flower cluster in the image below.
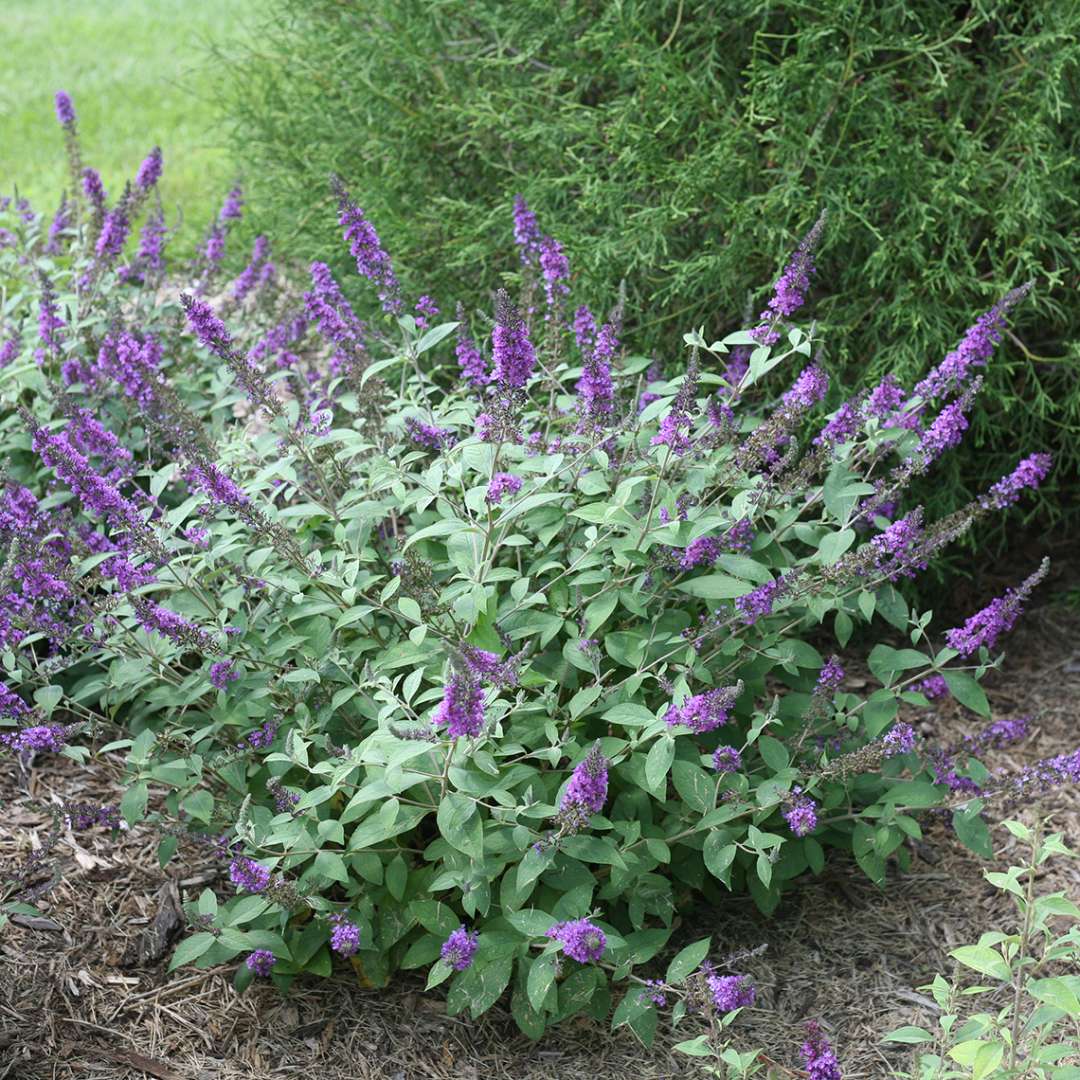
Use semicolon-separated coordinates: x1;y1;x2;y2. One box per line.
664;684;741;734
329;913;362;957
557;741;609;830
441;927;479;971
751;210;827;345
229;858;271;893
945;559;1049;656
546;918;606;963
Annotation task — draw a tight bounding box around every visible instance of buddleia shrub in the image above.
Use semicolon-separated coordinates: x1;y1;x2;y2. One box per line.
220;0;1080;544
2;95;1077;1046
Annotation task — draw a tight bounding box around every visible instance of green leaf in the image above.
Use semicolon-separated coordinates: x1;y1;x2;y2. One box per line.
527;953;558;1011
665;937;711;984
1029;977;1080;1017
168;932;217;971
436;793;484;860
942;670;990;718
757;735;789;772
949;945;1010;982
671;761;712;814
121;781;148;826
674;575;752;600
703;834;737;885
881;1025;934;1044
818;528;855;566
507;909;557;938
952;806;993;859
645;737;675;791
411;901;461;937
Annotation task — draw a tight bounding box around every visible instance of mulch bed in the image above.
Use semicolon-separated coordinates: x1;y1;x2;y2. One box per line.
2;599;1078;1080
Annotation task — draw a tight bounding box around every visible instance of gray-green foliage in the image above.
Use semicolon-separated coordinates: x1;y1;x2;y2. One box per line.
223;0;1080;538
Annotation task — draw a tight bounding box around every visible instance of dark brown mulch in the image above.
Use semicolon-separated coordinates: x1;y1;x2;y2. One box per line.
2;603;1078;1080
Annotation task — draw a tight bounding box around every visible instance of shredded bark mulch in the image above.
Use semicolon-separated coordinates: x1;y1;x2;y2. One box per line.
2;601;1078;1080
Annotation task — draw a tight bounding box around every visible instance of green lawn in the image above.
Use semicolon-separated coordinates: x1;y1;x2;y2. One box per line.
0;0;256;249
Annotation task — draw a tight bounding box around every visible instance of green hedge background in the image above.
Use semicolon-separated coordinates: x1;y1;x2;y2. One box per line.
224;0;1079;548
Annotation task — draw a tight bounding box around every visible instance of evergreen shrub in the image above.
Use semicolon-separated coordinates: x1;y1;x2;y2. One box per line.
222;0;1080;542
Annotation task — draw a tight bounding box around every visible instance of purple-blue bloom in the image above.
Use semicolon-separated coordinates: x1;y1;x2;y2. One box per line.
229;857;271;893
546;918;606;963
454;307;488;387
335;181;401;313
491;290;536;390
982;452;1052;510
945;559;1048;656
435;667;485;739
706;972;756;1012
54;91;76;127
209;660;239;691
485;472;522;505
246;949;276;977
135;147;163;191
751;210;827;345
783;792;818;837
329;913;362;956
665;685;740;734
883;722;916;756
441;927;479;971
712;746;742;774
512;194;540;264
801;1021;842;1080
914;284;1031;401
559;741;608;824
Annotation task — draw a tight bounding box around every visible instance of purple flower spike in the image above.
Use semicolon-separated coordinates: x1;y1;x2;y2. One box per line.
135;147;163;191
573;305;596;352
539;234;571;313
883;723;916;757
1;724;68;754
577;323;617;425
664;684;741;734
228;857;271;893
334;179;401;313
441;927;479;971
783;791;818;837
219;185;244;222
945;559;1049;657
914;284;1032;401
246;949;276;977
919;399;970;460
486;472;522;505
329;913;361;957
982;452;1053;510
558;741;609;828
512;194;540;264
546;918;606;963
81;168;107;211
801;1021;842;1080
783;364;829;409
209;660;239;691
751;210;827;345
181;293;231;352
435;666;486;739
706;972;756;1012
815;657;845;693
491;290;536;390
55;91;76;127
454;306;488;387
712;746;742;774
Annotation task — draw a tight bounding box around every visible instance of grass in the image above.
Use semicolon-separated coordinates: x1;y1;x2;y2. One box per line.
0;0;255;250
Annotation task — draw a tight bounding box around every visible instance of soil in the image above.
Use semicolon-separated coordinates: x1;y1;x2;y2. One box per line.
2;600;1078;1080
